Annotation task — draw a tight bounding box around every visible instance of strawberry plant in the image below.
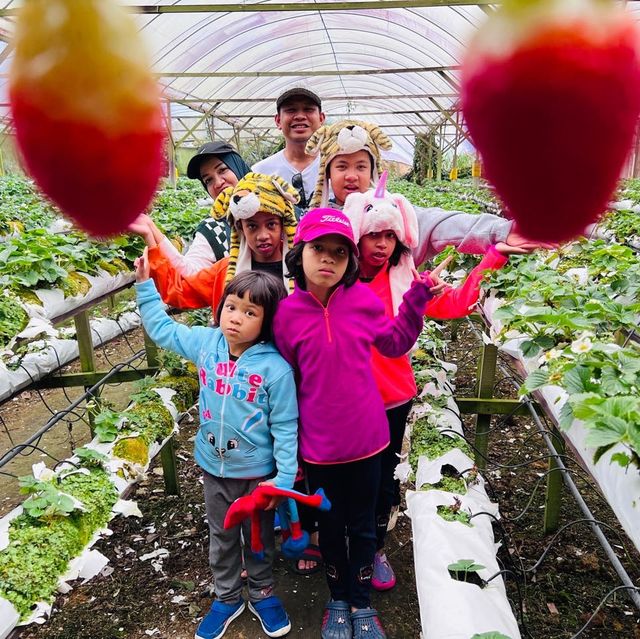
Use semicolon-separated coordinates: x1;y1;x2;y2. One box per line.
0;292;28;349
18;477;77;521
522;340;640;467
73;447;110;470
447;559;486;586
93;408;122;443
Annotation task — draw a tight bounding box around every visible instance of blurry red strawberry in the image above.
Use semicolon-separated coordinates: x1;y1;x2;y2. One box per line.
461;0;640;243
10;0;165;237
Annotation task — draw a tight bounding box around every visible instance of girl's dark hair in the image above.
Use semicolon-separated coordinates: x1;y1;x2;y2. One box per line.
214;271;287;343
387;238;411;268
285;241;360;290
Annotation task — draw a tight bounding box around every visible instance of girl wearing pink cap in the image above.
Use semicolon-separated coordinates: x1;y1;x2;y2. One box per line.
342;171;525;592
273;208;437;639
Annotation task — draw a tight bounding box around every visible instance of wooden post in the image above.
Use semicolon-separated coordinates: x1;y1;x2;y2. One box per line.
543;425;565;533
160;437;180;496
473;341;498;469
74;310;99;433
143;327;160;369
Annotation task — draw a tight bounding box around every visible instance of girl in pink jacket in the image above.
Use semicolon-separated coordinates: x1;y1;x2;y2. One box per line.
273;208;435;639
342;171;525;592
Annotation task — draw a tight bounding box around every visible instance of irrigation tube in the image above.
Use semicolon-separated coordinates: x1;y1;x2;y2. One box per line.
514;384;640;611
464;317;640;610
0;348;147;471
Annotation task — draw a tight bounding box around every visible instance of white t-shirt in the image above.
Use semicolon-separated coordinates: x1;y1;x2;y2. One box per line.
252;150;319;207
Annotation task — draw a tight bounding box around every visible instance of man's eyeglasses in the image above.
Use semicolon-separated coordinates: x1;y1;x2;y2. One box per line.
291;172;307;209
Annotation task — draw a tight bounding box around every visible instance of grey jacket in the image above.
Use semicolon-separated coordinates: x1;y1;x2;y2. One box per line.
412;205;513;266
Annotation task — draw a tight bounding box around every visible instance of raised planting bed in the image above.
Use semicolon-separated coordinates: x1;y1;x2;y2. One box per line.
0;366;198;634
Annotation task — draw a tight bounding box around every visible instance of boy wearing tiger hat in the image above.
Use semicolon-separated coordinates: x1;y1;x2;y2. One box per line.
143;172;299;311
305;119;548;263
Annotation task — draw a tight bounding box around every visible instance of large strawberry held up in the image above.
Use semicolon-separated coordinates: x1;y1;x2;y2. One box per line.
461;0;640;243
10;0;165;237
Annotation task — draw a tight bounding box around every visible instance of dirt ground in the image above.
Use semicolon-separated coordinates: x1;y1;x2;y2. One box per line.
13;411;422;639
4;322;640;639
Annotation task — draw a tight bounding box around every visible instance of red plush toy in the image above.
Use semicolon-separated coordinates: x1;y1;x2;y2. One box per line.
224;485;331;560
461;0;640;243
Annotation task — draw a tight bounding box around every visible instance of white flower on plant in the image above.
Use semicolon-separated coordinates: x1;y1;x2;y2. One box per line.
32;462;55;482
570;335;593;354
539;348;563;364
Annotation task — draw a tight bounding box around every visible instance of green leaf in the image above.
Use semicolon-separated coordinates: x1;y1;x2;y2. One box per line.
593;443;616;465
569;393;605;420
558;401;575;431
471;633;512;639
611;452;631;469
584;418;628;448
562;366;594;394
600;367;627;396
534;335;556;349
523;370;550;392
520;340;540;358
447;559;485;573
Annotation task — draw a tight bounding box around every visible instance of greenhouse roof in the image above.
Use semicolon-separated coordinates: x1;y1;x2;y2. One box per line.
0;0;639;165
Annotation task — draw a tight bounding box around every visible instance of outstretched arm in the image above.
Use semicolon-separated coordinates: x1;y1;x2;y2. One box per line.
134;253;207;362
373;273;434;357
146;244;228;311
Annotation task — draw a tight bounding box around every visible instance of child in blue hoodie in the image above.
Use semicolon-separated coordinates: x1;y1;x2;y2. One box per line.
135;251;298;639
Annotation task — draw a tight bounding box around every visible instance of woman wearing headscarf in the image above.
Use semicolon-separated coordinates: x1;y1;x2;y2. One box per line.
129;141;252;275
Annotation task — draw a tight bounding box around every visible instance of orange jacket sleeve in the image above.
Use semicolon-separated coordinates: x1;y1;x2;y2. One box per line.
148;245;228;311
425;245;508;320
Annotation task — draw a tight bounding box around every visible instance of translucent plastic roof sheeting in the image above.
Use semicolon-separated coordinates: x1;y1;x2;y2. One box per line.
1;0;640;166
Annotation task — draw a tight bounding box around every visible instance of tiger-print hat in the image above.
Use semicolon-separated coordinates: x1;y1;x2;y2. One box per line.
305;120;393;208
212;172;299;287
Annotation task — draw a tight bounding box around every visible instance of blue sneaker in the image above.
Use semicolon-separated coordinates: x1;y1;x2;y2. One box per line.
195;598;245;639
248;595;291;637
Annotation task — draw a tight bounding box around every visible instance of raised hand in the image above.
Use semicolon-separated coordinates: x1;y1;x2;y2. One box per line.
134;247;150;283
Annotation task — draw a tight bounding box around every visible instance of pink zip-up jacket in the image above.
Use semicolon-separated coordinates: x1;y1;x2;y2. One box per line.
273;279;433;465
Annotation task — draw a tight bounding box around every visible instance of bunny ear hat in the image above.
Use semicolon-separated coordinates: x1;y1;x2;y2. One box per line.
342;171;420;314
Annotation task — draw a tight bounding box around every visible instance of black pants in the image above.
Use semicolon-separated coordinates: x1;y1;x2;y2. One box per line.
294;474;318;535
375;400;413;551
306;453;381;609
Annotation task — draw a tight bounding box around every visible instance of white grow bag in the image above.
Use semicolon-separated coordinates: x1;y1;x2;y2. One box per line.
407;355;521;639
26;271;135;322
0;311;141;403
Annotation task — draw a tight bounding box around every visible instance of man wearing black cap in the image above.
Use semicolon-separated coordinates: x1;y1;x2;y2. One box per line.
252;87;325;210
